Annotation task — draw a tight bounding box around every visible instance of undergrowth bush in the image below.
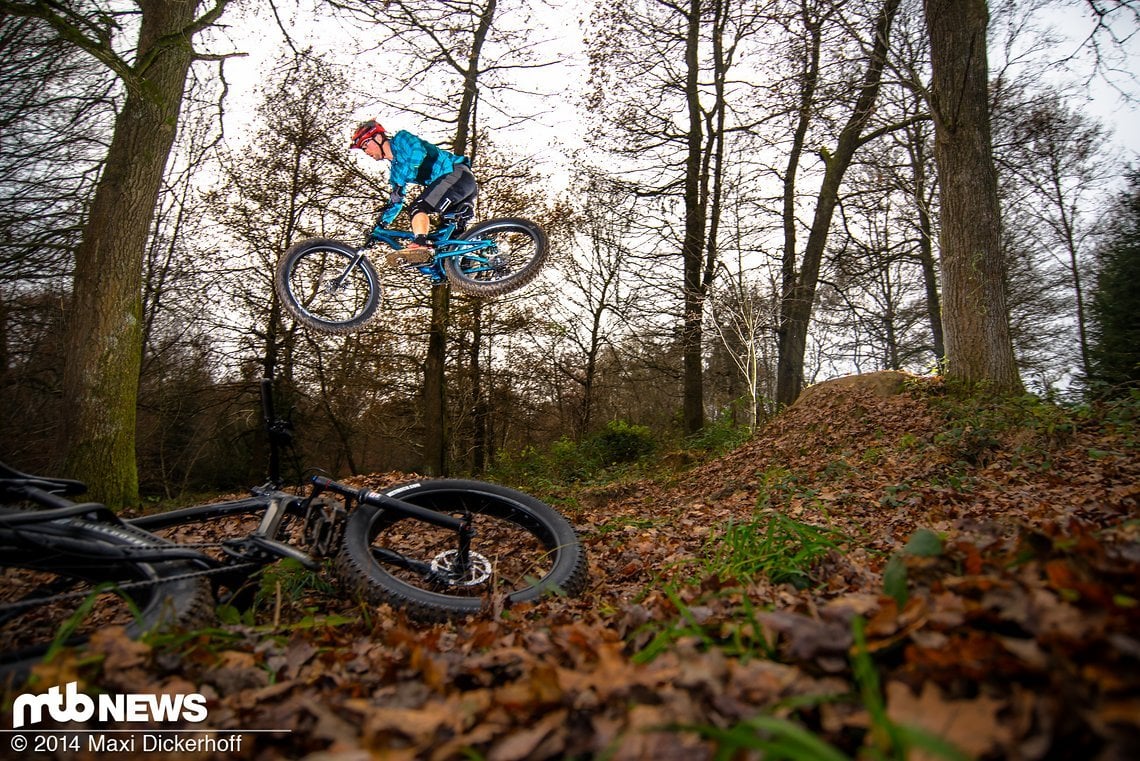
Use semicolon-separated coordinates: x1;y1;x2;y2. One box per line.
489;415;754;500
687;413;752;455
927;387;1091;465
591;419;657;464
491;419;661;486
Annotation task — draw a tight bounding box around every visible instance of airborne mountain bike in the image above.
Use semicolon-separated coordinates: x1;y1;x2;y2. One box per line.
275;204;548;334
0;379;586;673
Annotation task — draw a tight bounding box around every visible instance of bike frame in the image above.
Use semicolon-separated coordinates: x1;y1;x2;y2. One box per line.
127;377;472;578
363;217;500;283
2;378;477;584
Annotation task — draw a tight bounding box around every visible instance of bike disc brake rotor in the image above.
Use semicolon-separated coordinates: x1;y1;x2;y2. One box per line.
430;549;492;587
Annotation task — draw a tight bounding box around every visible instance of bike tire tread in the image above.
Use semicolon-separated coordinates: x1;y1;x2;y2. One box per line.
0;511;216;678
333;479;587;622
442;218;548;298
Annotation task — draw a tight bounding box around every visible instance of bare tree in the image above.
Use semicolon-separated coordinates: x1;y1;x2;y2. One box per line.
995;92;1116;384
0;15;115;472
331;0;559;474
203;52;423;476
774;0;904;406
922;0;1022;391
1;0;239;508
708;262;779;429
0;16;114;288
1062;0;1140;93
587;0;766;434
544;176;640;437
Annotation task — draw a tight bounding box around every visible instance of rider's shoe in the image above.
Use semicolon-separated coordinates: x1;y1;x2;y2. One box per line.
387;237;434;267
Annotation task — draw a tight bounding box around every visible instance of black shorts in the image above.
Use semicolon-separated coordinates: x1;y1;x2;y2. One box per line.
410;164;478;216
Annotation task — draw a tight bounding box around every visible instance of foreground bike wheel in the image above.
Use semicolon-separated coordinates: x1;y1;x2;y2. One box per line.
276;238;382;334
336;480;587;621
0;512;214;676
441;218;548;297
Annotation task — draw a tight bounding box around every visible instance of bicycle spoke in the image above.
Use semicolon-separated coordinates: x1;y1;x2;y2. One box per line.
276;240;382;333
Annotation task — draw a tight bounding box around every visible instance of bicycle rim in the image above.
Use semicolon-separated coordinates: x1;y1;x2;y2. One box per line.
336;480;587;621
277;240;381;333
441;218;548;297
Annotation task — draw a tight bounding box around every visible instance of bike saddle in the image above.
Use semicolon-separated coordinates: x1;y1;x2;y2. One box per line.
0;461;88;496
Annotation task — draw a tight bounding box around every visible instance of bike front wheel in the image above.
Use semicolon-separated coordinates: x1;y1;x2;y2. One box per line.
335;480;587;621
0;512;214;676
441;218;548;298
276;238;382;334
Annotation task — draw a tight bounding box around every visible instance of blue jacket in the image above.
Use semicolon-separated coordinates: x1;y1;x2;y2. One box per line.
382;130;470;224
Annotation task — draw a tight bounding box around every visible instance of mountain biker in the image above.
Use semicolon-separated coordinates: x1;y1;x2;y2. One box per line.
350;120;478;264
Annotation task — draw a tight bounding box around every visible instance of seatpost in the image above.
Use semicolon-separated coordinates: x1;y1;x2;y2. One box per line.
260;376;289;486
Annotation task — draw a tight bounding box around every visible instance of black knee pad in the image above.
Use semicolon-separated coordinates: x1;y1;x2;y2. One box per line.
408;198;438;217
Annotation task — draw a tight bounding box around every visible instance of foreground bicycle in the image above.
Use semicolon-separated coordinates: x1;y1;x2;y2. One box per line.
0;379;586;673
275;204;548;334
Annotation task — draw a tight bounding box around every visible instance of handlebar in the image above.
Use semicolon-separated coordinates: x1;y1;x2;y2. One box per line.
309;476;467;533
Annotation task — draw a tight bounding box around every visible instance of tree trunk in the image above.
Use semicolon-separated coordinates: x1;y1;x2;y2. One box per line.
900;118;945;363
775;5;821;408
923;0;1021;391
681;0;706;435
470;301;488;473
422;283;449;476
60;0;199;509
420;0;494;475
776;0;901;406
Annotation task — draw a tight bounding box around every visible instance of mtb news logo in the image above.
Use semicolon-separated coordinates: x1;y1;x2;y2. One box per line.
12;682;208;728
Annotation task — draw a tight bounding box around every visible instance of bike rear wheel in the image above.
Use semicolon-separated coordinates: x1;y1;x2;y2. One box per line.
0;512;214;676
441;218;548;297
276;238;382;334
335;480;587;621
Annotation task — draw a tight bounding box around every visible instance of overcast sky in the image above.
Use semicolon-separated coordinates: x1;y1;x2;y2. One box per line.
209;1;1138;179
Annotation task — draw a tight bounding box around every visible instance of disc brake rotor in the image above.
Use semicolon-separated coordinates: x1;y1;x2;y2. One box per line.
430;549;492;587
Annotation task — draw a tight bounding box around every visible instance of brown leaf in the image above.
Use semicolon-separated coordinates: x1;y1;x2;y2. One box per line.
486;708;568;761
886;680;1010;758
755;610;852;662
88;625;150;671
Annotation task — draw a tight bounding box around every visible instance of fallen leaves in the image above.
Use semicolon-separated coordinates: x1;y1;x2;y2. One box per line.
886;681;1010;759
3;373;1137;759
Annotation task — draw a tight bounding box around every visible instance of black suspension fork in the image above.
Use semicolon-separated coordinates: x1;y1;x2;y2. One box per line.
335;248;370;285
316;243;372;293
310;477;479;579
454;512;476;577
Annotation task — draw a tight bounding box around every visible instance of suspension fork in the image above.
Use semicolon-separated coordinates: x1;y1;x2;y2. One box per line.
331;248;370;287
309;476;480;579
454;513;476;576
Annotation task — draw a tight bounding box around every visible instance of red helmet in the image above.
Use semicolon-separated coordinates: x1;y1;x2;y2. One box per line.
350;120;387;150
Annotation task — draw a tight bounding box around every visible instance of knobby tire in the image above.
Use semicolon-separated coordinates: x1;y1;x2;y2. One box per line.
276;238;382;334
335;479;587;621
0;511;214;679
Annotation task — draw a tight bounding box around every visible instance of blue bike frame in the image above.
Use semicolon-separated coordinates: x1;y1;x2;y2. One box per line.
364;218;498;283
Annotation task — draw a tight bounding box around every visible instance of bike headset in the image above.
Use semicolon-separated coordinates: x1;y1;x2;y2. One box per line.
350;120;388;151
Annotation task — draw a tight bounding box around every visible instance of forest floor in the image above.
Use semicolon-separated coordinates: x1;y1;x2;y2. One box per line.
4;372;1139;760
